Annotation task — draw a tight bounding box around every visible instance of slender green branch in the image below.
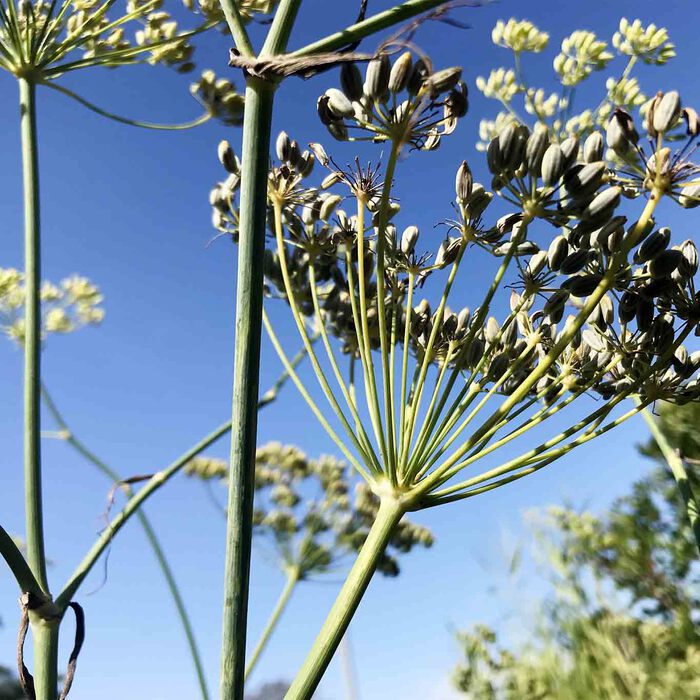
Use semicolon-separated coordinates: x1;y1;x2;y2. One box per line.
217;0;254;56
260;0;303;55
244;567;299;680
355;196;389;466
41;81;211;130
374;142;401;481
272;202;376;470
0;525;43;596
40;385;210;700
308;264;381;471
56;418;233;609
290;0;454;58
19;76;49;594
638;402;700;554
286;497;405;698
263;309;371;480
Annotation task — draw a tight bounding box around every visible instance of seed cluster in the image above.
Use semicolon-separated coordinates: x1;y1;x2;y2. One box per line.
209;40;700;508
318;50;467;150
185;443;432;578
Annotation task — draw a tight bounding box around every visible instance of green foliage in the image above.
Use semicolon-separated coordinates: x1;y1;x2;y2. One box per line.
640;401;700;467
0;666;23;700
454;403;700;699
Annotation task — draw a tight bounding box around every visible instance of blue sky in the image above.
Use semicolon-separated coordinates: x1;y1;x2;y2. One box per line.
0;1;698;698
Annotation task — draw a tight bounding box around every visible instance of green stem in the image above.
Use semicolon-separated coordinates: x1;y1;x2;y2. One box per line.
286;497;405;699
19;76;49;594
220;76;276;700
217;0;254;56
291;0;453;58
244;567;299;680
41;81;212;130
260;0;303;55
0;525;43;596
639;403;700;554
56;418;233;608
31;621;59;700
374;142;400;481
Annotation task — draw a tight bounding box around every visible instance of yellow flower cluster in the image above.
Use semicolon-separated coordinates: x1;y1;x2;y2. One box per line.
0;269;104;343
612;18;675;65
476;68;521;103
492;18;549;53
554;30;613;86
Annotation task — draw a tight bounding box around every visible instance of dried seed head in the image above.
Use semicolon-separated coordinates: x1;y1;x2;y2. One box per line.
652;90;681;135
325;88;354;118
364;53;391;101
637;227;671;263
547;235;569;271
560;135;580;169
525;125;549;177
340;63;364;102
541;144;565;186
680;184;700;208
401;225;420;255
389;52;413;93
682;106;700;136
582;131;604;163
218;140;239;174
606;108;639;155
275;131;291;162
455;161;473;202
423;66;462;96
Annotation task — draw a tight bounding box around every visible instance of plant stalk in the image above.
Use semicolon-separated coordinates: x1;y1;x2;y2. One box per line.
19;76;49;594
639;403;700;554
286;497;405;699
31;620;59;700
244;567;299;680
220;75;275;700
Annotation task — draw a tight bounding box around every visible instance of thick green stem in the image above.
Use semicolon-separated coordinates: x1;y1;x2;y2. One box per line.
286;497;404;699
19;76;49;594
220;76;275;700
244;568;299;680
31;621;59;700
639;404;700;554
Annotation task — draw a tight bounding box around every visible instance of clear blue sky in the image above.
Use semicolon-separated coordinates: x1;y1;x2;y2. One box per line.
0;1;697;698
